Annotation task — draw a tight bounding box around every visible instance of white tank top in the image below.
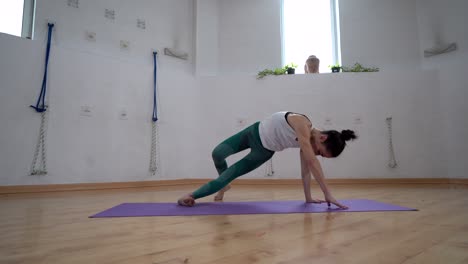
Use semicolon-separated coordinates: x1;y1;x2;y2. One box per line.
259;111;307;151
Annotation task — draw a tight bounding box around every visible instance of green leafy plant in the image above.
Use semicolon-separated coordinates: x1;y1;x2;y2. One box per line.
284;62;298;74
341;63;379;72
257;68;287;79
329;63;342;73
257;62;298;79
284;62;298;70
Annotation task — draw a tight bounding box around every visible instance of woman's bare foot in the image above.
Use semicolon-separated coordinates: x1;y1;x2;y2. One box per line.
214;185;231;202
178;194;195;207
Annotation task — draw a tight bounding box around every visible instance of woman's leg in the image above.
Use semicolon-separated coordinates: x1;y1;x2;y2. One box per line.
214;184;231;201
191;147;274;199
178;126;250;206
178;122;274;206
191;125;251;199
211;129;250;176
211;131;252;200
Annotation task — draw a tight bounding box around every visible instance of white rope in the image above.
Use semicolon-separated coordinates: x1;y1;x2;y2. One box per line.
30;111;48;175
149;121;160;175
386;117;398;168
265;158;275;176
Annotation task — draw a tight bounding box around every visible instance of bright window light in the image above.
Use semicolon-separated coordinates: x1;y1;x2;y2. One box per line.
0;0;25;37
283;0;339;73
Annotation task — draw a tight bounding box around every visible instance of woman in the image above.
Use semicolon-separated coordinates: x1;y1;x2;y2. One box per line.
178;111;357;209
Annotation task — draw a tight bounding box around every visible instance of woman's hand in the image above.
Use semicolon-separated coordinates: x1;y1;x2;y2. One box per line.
325;195;348;209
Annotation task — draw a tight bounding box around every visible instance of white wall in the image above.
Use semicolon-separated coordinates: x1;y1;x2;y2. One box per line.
416;0;468;178
194;72;443;180
0;0;199;185
194;0;219;76
217;0;282;74
195;0;283;75
33;0;194;72
209;0;422;74
1;0;462;186
339;0;421;71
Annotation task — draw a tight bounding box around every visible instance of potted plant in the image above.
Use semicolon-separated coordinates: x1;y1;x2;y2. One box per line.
329;64;342;73
284;62;298;74
256;62;299;79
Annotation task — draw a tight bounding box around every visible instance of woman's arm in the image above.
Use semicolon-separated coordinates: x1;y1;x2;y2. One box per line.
289;115;348;209
290;116;331;195
301;150;324;203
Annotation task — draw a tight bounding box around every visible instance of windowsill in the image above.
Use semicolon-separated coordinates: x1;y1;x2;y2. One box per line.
0;32;31;40
255;72;382;78
195;69;437;79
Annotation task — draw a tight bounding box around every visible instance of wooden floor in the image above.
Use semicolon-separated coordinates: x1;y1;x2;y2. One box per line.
1;184;467;264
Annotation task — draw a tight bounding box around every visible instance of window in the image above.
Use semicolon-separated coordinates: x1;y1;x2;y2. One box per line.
0;0;35;39
282;0;341;73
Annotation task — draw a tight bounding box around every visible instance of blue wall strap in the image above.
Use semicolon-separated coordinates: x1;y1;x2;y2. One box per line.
30;23;54;113
152;51;158;122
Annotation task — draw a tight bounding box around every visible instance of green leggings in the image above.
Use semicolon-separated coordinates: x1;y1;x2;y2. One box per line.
192;122;275;199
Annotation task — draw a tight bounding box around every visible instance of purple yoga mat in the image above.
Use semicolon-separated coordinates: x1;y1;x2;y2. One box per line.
90;199;416;218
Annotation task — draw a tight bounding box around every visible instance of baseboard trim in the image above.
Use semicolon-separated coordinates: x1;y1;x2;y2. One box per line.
1;178;467;195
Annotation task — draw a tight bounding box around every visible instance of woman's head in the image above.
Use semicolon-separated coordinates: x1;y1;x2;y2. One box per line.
312;129;357;158
305;55;320;73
